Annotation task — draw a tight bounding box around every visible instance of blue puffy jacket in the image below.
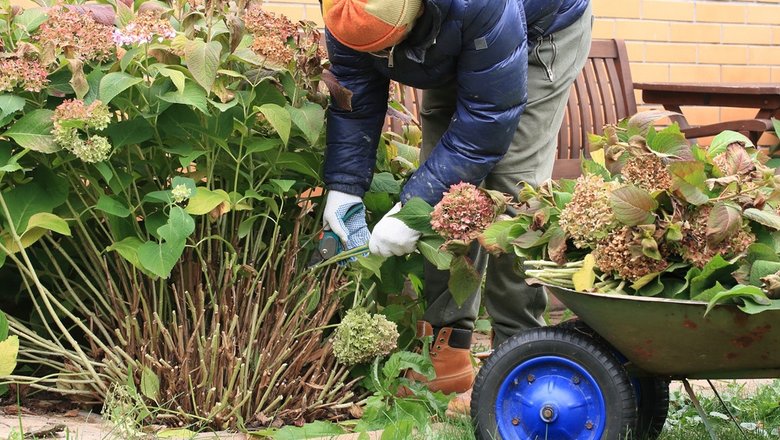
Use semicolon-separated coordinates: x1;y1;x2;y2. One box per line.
323;0;589;205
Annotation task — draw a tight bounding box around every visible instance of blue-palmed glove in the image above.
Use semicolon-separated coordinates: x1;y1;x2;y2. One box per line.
323;190;371;251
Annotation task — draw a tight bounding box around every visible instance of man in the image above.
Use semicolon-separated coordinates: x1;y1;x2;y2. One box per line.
320;0;592;404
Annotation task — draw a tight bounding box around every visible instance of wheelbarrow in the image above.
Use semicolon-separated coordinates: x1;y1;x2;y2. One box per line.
471;286;780;440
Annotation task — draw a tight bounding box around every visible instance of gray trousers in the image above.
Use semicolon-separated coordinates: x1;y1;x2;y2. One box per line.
420;5;593;348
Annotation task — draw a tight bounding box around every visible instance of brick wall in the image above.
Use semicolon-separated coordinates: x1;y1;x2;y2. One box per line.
592;0;780;139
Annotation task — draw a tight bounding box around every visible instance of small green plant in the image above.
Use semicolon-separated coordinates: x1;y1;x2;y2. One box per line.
351;344;451;439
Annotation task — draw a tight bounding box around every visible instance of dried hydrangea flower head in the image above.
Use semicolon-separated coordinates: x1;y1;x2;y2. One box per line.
52;99;113;163
621;153;672;193
679;205;755;268
244;4;296;67
559;174;620;248
332;308;399;366
0;57;49;92
36;6;114;62
430;182;503;242
593;226;668;281
113;10;177;46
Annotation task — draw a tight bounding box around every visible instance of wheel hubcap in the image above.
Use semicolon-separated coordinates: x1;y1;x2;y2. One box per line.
495;356;606;440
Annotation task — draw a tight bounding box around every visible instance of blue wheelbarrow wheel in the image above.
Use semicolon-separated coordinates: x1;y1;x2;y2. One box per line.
471;327;637;440
556;319;670;440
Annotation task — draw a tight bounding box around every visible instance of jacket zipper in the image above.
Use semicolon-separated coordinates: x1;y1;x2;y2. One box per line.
388;45;396;68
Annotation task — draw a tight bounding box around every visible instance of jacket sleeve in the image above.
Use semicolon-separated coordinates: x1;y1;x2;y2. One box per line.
401;0;528;205
323;30;390;197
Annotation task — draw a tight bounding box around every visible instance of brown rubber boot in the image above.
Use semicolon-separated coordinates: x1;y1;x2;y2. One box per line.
406;321;475;395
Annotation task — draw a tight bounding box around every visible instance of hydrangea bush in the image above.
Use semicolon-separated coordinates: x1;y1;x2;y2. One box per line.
0;0;361;430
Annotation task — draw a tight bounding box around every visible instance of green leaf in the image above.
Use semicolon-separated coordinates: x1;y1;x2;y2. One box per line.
99;72;143;104
13;8;47;32
646;124;690;157
271;421;345;440
287;102;325;145
382;351;434;382
106;237;146;272
25;212;70;236
749;260;780;287
709;130;754;156
140;366;160;401
157;67;187;94
96;195;132;218
669;161;709;205
160;81;209;114
84;69;105;104
0;335;18;377
417;237;452;270
3;109;58;153
512;229;544;249
448;255;481;306
120;47;142;72
392;197;434;235
356;254;385;279
0;95;26;128
706;284;769;316
478;218;519;254
138;208;194;278
138;240;185;279
0;311;6;341
245;138;281;154
744;208;780;231
270;179;295;194
690;255;738;298
185;187;230;215
610;185;657;225
104;118;154;148
158;207;195;242
693;281;728;302
738;297;780;315
156;429;197;439
581;159;610;180
258;104;291;146
370;172;401;194
706;202;742;246
3;178;67;233
185;39;222;93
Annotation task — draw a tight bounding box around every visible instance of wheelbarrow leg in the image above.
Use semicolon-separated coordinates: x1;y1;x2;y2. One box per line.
707;380;750;440
682;379;719;440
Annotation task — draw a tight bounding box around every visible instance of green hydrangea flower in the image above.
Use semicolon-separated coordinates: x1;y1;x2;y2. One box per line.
332;308;398;366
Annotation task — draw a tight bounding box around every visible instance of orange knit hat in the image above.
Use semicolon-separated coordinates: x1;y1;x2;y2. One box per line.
323;0;422;52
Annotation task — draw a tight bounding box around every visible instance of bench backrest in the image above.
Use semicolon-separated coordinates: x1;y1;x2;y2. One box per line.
553;39;637;178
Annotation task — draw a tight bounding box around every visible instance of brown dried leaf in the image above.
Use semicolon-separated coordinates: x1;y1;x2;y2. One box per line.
321;69;352;111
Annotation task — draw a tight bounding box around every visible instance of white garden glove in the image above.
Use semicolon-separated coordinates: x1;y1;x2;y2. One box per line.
369;202;422;257
323;190;370;250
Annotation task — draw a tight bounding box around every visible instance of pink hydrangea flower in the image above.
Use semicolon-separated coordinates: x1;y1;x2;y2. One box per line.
113;11;176;46
430;182;497;242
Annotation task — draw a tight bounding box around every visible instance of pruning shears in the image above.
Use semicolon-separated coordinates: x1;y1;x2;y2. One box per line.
309;203;363;266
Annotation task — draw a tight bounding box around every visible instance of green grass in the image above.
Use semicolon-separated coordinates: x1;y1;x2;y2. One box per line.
420;380;780;440
658;380;780;440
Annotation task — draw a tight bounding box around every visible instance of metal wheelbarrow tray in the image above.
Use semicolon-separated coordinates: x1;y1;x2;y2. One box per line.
546;285;780;379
